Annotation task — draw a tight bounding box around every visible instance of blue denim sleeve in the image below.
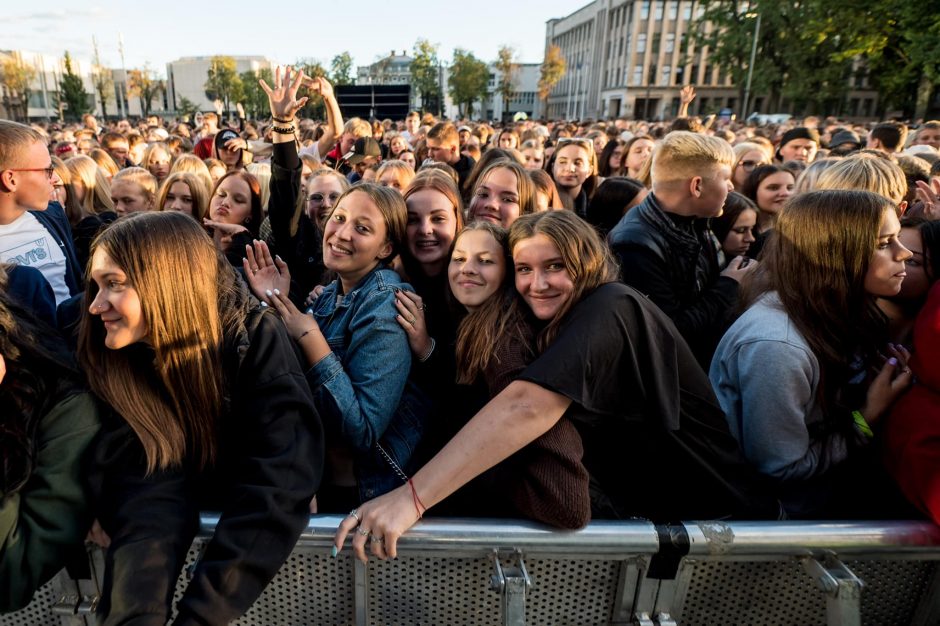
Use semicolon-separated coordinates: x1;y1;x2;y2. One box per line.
306;286;411;452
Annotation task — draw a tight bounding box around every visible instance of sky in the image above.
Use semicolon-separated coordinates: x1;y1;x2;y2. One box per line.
2;0;582;74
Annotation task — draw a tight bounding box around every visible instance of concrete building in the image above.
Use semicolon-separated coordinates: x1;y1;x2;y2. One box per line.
357;50;414;87
544;0;881;120
481;63;542;121
0;50;95;121
166;56;273;114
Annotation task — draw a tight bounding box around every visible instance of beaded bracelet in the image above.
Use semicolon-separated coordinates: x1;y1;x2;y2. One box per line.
272;124;296;134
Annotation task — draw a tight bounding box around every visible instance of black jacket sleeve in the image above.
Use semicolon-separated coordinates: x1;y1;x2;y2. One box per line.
174;312;323;625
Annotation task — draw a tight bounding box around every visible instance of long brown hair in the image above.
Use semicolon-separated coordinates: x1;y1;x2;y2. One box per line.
739;189;892;409
508;211;619;350
453;222;531;384
78;212;238;473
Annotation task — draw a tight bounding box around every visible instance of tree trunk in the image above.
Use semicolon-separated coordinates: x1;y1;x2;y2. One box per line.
914;75;933;121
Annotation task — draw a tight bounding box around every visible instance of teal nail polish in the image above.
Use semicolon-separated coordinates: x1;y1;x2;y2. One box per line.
331;545;338;558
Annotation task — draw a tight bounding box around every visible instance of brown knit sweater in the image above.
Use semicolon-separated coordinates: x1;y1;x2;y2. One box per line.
482;326;591;529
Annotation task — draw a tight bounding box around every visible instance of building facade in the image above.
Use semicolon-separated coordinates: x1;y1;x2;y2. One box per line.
544;0;881;121
166;56;272;114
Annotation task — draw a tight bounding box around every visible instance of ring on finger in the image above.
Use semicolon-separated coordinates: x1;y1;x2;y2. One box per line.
348;509;360;523
409;316;417;325
356;527;371;537
370;535;384;544
418;304;427;310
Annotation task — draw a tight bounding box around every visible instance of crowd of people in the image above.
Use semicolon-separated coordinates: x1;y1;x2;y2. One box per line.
3;66;940;621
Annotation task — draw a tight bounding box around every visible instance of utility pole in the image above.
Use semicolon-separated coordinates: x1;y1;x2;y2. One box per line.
118;33;127;118
38;55;51;122
742;12;761;120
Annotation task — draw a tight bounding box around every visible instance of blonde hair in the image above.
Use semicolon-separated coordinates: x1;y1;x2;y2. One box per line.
112;167;158;201
65;155;115;214
651;131;735;186
376;160;416;190
170;153;214;195
156;172;210;221
142;142;173;171
246;162;272;213
0;120;44;168
90;148;120;177
733;141;771;166
814;153;907;205
794;157;842;194
344;117;373;139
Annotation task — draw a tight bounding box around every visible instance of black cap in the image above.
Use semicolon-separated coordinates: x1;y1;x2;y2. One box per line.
215;129;240;151
346;137;382;164
779;127;820;149
829;129;862;150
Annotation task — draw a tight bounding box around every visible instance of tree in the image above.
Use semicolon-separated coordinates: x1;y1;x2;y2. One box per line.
91;37;113;117
128;64;165;118
447;49;489;118
295;59;328;119
410;39;441;114
59;51;90;121
330;52;354;86
0;53;37;122
204;56;242;120
538;44;566;109
239;68;273;119
494;45;518;117
177;96;199;121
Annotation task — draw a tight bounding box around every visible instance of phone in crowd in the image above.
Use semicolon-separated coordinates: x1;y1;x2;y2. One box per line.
738;257;751;269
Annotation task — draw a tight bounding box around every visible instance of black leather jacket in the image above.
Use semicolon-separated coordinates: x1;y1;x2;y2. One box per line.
608;192;738;366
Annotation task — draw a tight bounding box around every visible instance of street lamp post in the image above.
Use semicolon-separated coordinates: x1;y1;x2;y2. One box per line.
742;11;761;120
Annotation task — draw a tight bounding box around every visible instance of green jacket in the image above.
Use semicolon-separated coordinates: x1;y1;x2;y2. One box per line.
0;392;101;612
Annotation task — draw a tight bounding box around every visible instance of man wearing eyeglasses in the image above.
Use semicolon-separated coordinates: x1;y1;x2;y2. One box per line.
0;120;83;307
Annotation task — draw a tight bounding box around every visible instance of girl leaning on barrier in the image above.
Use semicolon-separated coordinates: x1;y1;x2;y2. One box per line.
80;212;323;625
336;210;779;561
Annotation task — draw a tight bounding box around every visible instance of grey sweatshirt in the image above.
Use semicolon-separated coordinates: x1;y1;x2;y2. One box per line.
709;293;850;482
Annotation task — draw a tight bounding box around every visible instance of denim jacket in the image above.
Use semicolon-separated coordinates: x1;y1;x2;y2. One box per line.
306;265;431;501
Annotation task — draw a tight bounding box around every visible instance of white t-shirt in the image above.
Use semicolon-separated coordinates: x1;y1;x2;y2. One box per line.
0;211;70;305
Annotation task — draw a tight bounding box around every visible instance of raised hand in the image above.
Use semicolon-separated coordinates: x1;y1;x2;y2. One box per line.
915;179;940;220
243;239;291;303
259;66;308;121
679;85;696;104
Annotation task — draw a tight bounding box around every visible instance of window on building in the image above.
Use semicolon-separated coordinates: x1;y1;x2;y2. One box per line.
637;33;647;53
683;1;692;20
652;33;661;54
675;66;685;84
661;66;671;85
680;33;688;53
703;65;711;84
641;0;650;19
665;33;675;53
633;65;644;85
626;34;632;55
618;36;624;56
698;97;709;115
655;1;664;20
669;1;678;20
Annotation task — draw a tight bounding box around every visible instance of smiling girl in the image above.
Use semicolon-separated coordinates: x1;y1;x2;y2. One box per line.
156;171;209;221
79;212;322;624
336;211;774;560
467;160;536;228
551;138;599;216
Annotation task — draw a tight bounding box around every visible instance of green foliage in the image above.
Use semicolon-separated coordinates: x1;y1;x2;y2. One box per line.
177;96;199;121
1;54;37;122
448;49;489;118
494;45;517;114
239;67;273;119
295;59;327;119
204;56;242;119
59;51;90;121
410;39;441;112
538;45;566;103
693;0;939;117
127;64;164;118
330;52;354;86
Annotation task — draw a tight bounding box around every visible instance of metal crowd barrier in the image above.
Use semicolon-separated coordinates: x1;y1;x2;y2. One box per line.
4;516;940;625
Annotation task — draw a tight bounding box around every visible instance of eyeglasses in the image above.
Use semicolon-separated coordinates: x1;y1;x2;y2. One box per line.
738;160;766;172
8;166;55;179
308;192;342;205
556;137;594;150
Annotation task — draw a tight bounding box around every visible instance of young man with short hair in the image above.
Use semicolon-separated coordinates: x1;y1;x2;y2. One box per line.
776;127;819;163
100;132;132;169
608;131;756;365
323;117;372;175
0;120;83;308
913;121;940;151
427;122;475;190
868;122;909;156
400;111;421;145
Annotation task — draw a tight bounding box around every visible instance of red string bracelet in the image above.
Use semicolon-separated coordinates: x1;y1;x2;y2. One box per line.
408;478;426;519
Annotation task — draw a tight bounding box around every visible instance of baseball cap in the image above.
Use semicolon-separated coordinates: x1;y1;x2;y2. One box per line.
215;129;240;151
345;137;382;164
